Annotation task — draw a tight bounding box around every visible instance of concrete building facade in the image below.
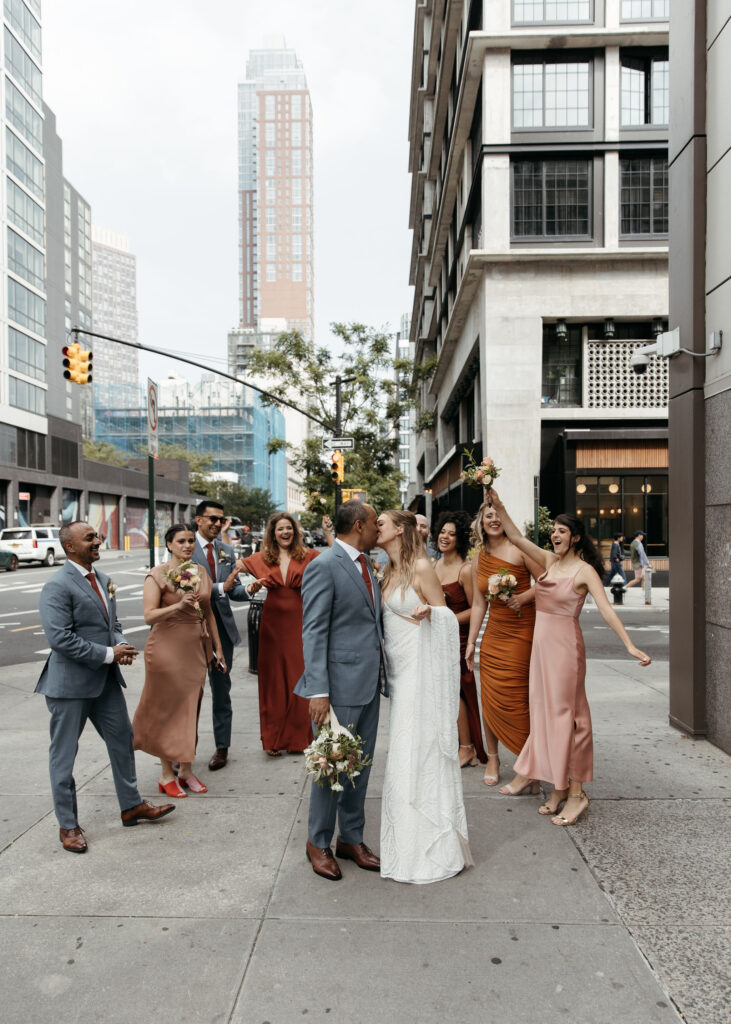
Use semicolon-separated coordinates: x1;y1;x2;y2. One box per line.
90;226;140;415
407;0;670;567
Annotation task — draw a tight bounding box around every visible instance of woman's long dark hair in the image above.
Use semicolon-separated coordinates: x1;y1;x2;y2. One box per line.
434;510;473;560
554;514;605;577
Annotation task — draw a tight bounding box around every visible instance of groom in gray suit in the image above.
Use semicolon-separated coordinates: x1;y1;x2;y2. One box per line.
36;522;174;853
295;499;387;880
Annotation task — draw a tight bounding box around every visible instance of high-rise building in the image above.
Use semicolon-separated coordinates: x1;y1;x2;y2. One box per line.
237;37;314;341
91;226;140;415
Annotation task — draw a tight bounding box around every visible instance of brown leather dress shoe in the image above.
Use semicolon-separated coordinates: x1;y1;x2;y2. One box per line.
120;801;175;827
306;839;342;881
335;840;380;871
59;826;87;853
208;747;228;771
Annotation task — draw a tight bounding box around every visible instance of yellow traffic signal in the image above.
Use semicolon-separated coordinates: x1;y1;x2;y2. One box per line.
62;342;93;384
330;449;344;484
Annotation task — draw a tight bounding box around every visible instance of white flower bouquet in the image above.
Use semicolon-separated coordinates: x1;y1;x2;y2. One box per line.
486;567;521;616
163;559;203;618
303;709;372;792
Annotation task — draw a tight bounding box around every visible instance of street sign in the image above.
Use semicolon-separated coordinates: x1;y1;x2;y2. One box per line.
322;437;355;451
18;492;30;501
147;378;158;457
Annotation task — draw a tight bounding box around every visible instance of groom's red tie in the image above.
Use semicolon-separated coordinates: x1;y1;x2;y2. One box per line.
357;554;374;605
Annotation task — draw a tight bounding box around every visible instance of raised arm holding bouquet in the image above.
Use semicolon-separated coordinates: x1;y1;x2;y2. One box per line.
486;487;650;826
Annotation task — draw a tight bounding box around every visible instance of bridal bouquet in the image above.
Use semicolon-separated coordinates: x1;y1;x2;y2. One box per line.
163;559;203;618
486;567;521;616
460;449;501;491
305;491;330;517
303;710;372;792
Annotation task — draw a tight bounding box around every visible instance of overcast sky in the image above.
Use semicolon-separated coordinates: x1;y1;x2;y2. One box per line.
42;0;415;385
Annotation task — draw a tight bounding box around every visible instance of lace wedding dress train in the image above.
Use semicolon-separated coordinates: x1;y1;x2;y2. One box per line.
380;587;473;884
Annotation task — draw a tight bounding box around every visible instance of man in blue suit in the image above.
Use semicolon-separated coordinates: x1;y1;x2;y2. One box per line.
295;500;387;880
192;499;252;770
36;522;174;853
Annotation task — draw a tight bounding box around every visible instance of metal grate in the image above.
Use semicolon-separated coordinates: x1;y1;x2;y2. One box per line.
586;341;668;408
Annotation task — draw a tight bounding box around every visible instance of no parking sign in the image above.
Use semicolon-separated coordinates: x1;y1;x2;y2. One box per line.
147;378;158;457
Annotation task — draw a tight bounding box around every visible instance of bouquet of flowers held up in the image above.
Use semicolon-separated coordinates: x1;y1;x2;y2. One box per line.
303;709;372;792
305;491;330;517
460;449;501;491
163;559;203;618
486;567;521;616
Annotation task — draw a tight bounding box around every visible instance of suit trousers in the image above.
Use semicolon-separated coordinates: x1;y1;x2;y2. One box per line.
45;672;141;829
307;690;380;849
208;611;235;748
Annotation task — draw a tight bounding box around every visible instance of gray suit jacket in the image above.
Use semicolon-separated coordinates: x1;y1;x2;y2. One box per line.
192;538;249;646
294;543;388;706
35;560;127;699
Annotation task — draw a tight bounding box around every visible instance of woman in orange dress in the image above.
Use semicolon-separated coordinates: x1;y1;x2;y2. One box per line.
486;490;651;825
134;523;228;798
433;510;487;767
240;514;331;756
465;502;542;791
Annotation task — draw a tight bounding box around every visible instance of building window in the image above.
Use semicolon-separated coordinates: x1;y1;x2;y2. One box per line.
621;54;669;126
4;26;42;105
620;156;668;236
575;474;668;556
266;234;276;258
8;229;44;289
9;376;46;416
4;0;42;63
265;150;275;174
8;326;45;381
513;1;593;23
16;426;46;468
5;77;43;152
292;121;302;145
291;94;302;118
512;159;591;239
541;323;582;406
8;278;46;335
292;179;302;203
266;263;276;282
265;122;275;144
265;209;275;230
513;59;591;128
265;95;275;119
292;233;302;258
266;178;275;205
292;208;302;230
621;0;668;20
292;263;302;281
6;126;44;199
291;149;302;175
7;177;44;245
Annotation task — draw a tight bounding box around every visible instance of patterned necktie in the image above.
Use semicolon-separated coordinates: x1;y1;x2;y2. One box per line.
357;554;374;605
86;573;108;617
205;543;216;580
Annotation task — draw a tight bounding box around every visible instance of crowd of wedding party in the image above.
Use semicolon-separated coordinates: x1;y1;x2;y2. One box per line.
35;489;651;881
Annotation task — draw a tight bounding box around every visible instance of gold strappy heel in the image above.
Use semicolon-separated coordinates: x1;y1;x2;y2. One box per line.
551;791;590;826
483;751;500;786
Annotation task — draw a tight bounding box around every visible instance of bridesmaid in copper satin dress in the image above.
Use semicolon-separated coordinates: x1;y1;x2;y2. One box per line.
433;510;487;767
134;524;227;797
466;503;543;791
486;491;651;826
240;513;332;756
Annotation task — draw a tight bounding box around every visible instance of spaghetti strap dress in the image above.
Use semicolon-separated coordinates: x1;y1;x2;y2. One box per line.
442;579;487;763
513;570;593;788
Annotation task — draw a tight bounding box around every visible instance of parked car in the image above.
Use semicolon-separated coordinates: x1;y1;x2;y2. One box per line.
0;525;66;566
0;549;19;571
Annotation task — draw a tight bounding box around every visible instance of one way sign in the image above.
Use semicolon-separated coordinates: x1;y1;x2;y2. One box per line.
322;437;355;451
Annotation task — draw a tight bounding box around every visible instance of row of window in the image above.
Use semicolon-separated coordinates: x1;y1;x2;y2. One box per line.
264;93;308;119
513;53;668;130
265;178;312;205
511;155;667;239
265;262;308;283
4;26;41;107
4;0;41;63
8;325;45;381
9;375;46;416
264;149;310;175
7;175;44;244
512;0;668;24
8;227;44;289
264;208;312;231
0;423;46;468
265;121;307;146
5;76;42;152
6;125;43;199
8;276;46;334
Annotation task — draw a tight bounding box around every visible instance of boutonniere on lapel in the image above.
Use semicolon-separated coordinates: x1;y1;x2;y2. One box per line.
218;549;230;565
370;559;386;584
106;579;117;599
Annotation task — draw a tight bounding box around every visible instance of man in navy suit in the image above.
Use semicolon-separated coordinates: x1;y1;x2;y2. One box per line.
192;499;253;770
36;522;174;853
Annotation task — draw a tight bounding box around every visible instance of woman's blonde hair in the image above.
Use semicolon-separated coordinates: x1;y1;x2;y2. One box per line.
261;513;308;565
383;509;423;595
472;500;506;551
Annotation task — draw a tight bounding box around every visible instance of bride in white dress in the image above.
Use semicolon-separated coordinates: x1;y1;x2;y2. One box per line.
377;510;473;884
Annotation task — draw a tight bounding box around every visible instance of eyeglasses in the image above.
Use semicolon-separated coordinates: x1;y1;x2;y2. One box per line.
202;515;224;524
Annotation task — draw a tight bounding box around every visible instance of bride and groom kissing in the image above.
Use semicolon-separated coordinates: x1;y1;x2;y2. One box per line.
295;499;472;885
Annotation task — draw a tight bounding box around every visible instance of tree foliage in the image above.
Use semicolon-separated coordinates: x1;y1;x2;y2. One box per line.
82;438;129;467
155;443;214;493
524;505;555;550
246;322;433;517
202;481;279;529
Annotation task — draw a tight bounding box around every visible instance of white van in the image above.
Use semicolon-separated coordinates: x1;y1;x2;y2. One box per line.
0;525;66;566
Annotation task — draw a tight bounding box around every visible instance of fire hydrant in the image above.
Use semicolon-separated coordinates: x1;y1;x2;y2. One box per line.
609;573;626;605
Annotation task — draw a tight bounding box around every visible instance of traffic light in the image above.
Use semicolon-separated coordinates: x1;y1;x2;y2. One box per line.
330;449;344;484
62;342;93;384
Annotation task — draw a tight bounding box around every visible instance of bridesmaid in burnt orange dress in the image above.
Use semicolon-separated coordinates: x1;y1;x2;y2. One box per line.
465;502;543;791
487;490;651;826
434;510;487;767
134;523;227;798
240;513;332;756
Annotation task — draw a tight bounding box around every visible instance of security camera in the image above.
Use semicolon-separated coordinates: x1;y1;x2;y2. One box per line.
630;342;659;375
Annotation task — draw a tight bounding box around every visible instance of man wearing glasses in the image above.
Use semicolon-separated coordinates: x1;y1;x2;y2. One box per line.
194;499;253;770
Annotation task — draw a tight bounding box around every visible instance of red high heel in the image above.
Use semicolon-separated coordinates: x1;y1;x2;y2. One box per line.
179;774;208;794
158;779;186;798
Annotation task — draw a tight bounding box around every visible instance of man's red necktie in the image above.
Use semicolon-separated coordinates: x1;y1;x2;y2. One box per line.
206;542;216;580
357;554;374;605
86;573;108;617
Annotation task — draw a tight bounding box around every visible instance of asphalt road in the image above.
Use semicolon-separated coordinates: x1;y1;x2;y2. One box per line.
0;549;669;669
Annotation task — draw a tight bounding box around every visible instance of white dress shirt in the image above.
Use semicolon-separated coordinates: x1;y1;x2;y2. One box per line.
196;532;226;597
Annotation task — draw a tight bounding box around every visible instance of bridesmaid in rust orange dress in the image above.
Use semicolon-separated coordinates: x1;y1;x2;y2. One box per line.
240;513;332;756
434;510;487;767
465;502;543;791
134;523;226;798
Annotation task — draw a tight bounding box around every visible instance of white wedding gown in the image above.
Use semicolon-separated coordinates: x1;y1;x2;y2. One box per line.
380;586;473;884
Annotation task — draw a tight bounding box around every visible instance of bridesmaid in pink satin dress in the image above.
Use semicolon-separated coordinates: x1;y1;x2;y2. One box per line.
486;489;652;826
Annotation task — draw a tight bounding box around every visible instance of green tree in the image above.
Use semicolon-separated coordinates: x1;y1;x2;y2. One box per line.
204;480;279;529
247;322;434;515
154;443;215;493
82;438;128;467
524;505;554;550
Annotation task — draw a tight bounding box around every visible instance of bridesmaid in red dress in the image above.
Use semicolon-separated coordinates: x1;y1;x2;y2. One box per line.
486;489;651;826
433;510;487;767
240;513;332;756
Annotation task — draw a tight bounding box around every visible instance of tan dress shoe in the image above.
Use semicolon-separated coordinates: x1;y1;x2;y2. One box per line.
59;826;87;853
335;840;380;871
306;839;342;881
208;748;228;770
120;801;175;827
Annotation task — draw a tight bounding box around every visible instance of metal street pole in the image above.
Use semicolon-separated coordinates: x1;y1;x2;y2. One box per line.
334;375;342;512
148;454;155;569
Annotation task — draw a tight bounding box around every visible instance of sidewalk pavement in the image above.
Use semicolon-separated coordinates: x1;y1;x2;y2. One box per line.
0;648;728;1024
